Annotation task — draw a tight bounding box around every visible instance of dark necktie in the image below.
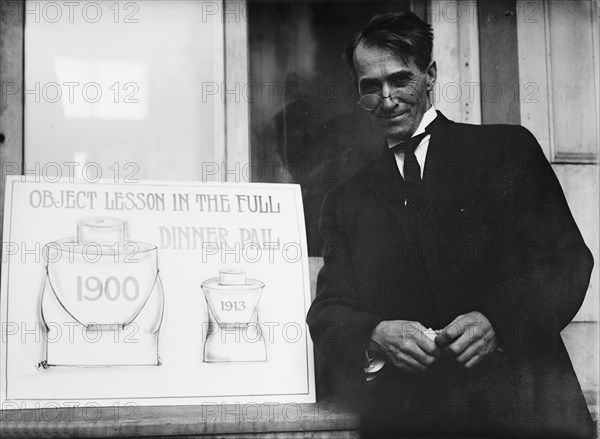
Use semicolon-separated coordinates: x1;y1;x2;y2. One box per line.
391;130;430;186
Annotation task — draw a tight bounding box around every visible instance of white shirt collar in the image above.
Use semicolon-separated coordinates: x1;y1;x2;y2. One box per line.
387;105;438;149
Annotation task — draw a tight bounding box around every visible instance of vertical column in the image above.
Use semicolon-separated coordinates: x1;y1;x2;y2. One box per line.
0;1;24;240
515;0;550;157
224;0;250;183
477;0;521;125
429;0;481;124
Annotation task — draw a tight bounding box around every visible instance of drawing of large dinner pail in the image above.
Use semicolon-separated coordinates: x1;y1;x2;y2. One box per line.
201;268;266;362
40;217;164;367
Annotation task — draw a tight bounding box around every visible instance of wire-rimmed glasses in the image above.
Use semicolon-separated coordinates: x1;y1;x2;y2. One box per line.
358;89;408;111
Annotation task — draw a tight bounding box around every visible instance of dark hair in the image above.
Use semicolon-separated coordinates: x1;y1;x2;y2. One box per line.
344;12;434;81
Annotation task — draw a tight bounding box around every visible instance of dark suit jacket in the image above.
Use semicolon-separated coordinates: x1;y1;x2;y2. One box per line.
307;112;594;438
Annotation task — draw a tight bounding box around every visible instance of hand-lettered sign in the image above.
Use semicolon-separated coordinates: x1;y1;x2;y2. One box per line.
1;177;315;408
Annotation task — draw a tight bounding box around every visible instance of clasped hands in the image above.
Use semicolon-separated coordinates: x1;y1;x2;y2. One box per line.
369;311;498;374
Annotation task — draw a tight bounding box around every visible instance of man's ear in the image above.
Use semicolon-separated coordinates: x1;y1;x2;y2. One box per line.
426;61;437;92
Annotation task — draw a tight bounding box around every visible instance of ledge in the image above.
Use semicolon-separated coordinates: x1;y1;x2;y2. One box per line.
0;402;361;438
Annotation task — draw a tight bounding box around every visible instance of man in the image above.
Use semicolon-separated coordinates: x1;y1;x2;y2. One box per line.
306;12;594;438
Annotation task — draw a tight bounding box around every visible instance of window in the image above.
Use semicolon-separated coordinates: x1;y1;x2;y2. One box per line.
24;0;225;182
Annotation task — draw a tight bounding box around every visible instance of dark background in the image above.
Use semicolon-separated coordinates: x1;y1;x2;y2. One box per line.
248;1;410;256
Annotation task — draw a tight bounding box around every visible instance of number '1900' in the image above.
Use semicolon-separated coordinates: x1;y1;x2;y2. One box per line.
77;275;140;301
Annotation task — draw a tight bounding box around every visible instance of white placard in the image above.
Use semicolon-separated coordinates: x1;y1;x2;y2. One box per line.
1;177;315;409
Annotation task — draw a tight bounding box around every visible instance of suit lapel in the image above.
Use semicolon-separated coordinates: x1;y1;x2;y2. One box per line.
422;112;460;211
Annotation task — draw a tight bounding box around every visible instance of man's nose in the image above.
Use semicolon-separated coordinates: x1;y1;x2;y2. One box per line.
380;96;396;111
380;84;396;111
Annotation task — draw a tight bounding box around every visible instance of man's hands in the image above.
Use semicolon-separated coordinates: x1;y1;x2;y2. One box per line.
435;311;498;369
369;312;498;373
369;320;441;374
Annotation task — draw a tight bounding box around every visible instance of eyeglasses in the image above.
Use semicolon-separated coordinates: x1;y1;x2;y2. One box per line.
358;89;407;111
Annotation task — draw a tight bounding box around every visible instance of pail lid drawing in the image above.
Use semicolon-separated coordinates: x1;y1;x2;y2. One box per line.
77;217;125;244
44;216;156;257
202;268;264;290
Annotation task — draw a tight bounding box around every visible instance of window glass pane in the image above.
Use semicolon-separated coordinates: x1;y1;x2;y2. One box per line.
248;1;409;255
25;0;224;181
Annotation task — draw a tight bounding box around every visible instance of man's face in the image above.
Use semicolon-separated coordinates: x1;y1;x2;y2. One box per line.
353;42;436;142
